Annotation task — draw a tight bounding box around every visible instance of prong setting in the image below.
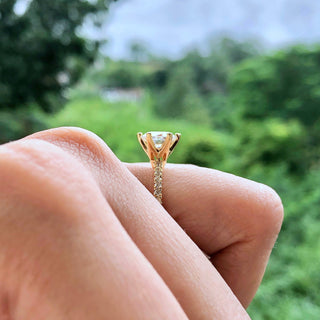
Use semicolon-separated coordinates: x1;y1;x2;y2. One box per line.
137;131;180;168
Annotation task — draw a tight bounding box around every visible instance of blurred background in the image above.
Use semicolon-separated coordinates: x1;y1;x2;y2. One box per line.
1;0;319;318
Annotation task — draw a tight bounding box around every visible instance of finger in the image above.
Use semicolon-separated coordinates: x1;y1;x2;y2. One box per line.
125;162;284;307
27;127;251;319
0;140;187;320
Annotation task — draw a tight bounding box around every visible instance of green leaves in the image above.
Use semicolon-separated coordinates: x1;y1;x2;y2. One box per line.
0;0;114;112
230;45;320;126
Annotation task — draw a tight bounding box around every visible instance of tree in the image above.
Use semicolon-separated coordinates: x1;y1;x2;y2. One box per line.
178;38;261;96
229;45;320;173
129;41;149;62
0;0;115;112
230;45;320;126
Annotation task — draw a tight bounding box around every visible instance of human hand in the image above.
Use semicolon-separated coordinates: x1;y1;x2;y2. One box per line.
0;127;283;319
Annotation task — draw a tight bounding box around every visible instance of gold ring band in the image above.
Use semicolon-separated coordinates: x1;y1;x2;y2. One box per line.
137;131;181;204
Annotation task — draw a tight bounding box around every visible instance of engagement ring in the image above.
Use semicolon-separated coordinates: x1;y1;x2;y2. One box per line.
137;131;181;204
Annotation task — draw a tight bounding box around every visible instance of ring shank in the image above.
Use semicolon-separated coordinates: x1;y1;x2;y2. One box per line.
153;158;163;203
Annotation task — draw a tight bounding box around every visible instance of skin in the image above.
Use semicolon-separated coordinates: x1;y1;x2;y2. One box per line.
0;127;283;320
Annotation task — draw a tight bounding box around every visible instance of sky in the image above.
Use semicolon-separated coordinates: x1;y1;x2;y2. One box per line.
94;0;320;59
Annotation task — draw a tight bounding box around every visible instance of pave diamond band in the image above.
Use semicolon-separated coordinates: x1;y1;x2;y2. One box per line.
153;158;163;203
137;131;181;204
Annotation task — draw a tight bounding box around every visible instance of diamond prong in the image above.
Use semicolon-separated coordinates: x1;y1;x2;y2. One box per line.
158;132;172;151
144;132;157;158
169;133;181;154
137;132;148;153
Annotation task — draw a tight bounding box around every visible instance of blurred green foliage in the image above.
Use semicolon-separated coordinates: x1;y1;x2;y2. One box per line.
0;107;47;144
230;45;320;126
0;0;114;112
0;8;319;316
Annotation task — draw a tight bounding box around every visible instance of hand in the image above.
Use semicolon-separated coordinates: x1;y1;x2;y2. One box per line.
0;127;283;320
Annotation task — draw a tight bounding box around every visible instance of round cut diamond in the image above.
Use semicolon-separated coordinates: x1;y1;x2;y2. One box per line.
143;131;173;149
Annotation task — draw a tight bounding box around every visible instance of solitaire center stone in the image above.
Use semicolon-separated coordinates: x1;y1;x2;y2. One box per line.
143;131;175;149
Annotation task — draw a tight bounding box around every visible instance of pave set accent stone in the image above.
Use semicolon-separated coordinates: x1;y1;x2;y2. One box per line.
153;158;163;202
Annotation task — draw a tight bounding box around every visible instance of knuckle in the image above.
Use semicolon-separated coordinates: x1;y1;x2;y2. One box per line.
0;139;70;194
29;127;118;169
0;139;90;211
249;182;284;238
0;142;36;192
0;138;107;237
